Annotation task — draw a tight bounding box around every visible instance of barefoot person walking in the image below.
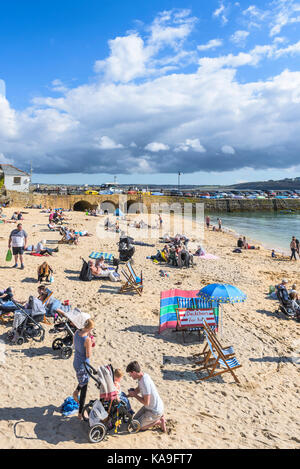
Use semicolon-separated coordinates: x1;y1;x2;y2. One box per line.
126;361;166;432
8;223;28;269
290;236;297;261
73;318;94;420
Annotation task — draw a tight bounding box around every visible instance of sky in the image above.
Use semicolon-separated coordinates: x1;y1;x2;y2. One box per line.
1;0;300;185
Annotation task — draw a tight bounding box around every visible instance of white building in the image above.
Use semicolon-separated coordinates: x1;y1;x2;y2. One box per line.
0;164;31;192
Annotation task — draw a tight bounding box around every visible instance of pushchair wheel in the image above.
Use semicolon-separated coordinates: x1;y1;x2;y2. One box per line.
52;338;64;350
88;423;107;443
17;337;25;345
60;346;72;359
127;419;140;433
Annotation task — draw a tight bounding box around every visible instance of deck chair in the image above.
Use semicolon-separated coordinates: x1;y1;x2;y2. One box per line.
58;234;76;244
119;262;143;295
195;328;241;383
41;289;53;325
194;319;235;362
126;261;143;290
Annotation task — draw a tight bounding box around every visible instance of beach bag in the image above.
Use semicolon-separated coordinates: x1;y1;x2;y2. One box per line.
5;249;12;262
89;400;108;426
79;259;93;281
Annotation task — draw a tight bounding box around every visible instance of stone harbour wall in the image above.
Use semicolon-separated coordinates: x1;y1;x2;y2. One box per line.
5;190;300;212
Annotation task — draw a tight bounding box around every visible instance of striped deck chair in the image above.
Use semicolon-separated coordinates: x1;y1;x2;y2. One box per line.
194;319;235;362
89;252;114;262
119;262;143;296
41;289;53;325
195;329;241;384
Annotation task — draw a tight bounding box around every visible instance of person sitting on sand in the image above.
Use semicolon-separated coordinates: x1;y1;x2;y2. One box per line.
237;237;244;248
194;245;206;257
289;293;300;320
114;368;134;415
126;361;166;433
289;284;298;301
271;249;277;258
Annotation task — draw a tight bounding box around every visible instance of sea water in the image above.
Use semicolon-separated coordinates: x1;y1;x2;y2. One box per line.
206;211;300;254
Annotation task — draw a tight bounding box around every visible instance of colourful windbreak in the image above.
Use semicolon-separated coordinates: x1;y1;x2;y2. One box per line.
159;289;219;333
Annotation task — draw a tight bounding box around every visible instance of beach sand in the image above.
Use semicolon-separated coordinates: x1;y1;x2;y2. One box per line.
0;208;299;449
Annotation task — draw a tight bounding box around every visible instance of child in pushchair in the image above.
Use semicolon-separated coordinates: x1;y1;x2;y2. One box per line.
7;296;46;345
50;307;95;359
82;362;140;443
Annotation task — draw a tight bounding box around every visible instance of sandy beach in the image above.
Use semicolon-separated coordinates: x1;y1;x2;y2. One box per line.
0;207;299;449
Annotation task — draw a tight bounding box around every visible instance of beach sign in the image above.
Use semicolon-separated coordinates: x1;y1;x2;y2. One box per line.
177;308;216;328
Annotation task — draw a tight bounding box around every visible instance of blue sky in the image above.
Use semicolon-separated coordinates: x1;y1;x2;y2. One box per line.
1;0;300;185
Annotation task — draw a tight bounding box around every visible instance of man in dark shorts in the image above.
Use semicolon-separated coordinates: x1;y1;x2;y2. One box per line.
8;223;28;269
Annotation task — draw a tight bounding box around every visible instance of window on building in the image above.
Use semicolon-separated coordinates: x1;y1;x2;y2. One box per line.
13;177;21;184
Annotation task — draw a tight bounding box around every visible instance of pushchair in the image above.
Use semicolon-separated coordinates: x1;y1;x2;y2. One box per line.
275;287;296;318
82;362;140;443
118;236;135;262
7;297;46;345
51;307;91;359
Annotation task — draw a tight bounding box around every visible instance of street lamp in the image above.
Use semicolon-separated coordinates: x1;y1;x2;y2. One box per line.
178;171;182;191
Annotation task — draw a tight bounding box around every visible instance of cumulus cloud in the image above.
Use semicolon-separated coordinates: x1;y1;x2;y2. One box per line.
145;142;170;152
1;8;300;176
96;136;124;150
230;30;250;47
221;145;235;155
197;39;223;51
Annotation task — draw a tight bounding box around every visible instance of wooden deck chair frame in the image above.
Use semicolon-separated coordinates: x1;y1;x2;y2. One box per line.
119;268;143;296
41;290;53;325
195;329;241;384
194;319;235;363
125;261;143;293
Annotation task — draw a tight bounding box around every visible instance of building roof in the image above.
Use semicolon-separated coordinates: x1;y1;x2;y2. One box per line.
0;164;30;177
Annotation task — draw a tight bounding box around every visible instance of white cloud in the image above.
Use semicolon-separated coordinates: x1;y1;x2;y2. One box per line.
145;142;170;152
221;145;235;154
175;139;206;153
213;2;228;25
230;30;250;47
94;34;149;83
96;136;124;150
197;39;223;51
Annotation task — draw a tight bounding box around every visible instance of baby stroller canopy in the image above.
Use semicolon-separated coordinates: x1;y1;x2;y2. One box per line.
63;308;91;329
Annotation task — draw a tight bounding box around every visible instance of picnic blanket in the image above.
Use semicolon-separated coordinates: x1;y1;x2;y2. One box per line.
89;252;114;261
97;365;118;400
198;253;219;260
159;289;219;333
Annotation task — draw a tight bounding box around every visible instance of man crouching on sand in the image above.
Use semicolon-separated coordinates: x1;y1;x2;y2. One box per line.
126;360;166;432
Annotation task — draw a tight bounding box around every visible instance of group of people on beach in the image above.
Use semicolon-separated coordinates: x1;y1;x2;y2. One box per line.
72;318;166;432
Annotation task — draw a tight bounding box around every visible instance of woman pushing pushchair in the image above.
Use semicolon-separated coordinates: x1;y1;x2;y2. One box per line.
72;318;95;420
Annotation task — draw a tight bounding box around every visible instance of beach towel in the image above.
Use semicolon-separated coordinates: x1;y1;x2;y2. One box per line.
89;252;114;261
159;289;219;334
97;365;118;400
30;252;50;257
199;253;219;260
